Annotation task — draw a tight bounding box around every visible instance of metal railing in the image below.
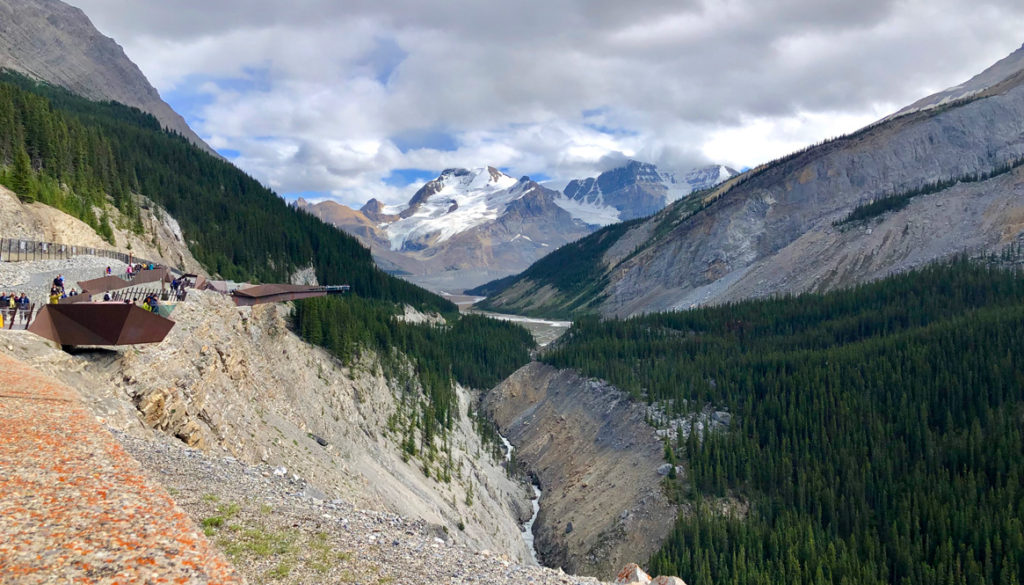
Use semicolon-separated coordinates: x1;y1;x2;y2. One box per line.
1;304;37;330
106;287;186;303
0;237;162;269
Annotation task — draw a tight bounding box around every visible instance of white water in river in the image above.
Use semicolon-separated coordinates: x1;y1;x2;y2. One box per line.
498;433;542;563
522;483;542;563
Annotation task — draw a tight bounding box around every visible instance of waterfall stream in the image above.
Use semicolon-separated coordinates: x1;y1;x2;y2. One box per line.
499;433;542;563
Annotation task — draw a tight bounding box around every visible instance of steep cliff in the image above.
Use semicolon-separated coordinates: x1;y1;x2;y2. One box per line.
483;362;676;577
0;184;206;275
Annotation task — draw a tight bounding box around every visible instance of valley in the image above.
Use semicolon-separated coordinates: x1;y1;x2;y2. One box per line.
1;1;1023;584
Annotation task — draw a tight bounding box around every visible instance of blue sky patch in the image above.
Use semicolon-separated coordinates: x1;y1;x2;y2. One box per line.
281;190;328;204
389;128;459;153
384;168;439;187
361;36;408;87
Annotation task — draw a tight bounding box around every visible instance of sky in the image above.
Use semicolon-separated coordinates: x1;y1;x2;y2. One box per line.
67;0;1024;207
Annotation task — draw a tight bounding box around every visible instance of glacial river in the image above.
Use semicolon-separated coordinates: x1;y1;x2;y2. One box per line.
500;433;542;563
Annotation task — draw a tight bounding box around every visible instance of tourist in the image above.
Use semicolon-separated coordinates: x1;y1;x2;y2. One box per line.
105;266;112;276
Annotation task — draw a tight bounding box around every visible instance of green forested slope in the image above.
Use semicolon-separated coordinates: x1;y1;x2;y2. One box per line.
543;256;1024;585
0;70;448;311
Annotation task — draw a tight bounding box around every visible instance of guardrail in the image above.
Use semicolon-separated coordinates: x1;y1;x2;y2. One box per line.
2;304;37;330
0;237;162;269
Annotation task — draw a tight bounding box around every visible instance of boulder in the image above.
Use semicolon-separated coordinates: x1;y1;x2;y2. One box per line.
616;563;651;584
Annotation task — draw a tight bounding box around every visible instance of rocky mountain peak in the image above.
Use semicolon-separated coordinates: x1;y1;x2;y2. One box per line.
563;160;737;222
0;0;215;155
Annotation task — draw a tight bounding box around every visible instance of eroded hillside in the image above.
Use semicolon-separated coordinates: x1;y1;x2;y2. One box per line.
1;290;534;561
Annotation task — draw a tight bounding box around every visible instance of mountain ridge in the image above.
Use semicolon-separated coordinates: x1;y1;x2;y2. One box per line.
0;0;215;155
475;44;1024;318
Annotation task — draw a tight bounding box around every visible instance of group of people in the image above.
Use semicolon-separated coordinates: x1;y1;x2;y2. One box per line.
140;293;161;313
0;292;30;308
48;273;79;304
0;292;30;329
122;262;157;276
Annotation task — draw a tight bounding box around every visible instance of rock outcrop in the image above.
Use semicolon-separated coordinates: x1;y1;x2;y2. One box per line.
483;363;676;577
614;563;687;585
0;0;214;155
0;184;206;275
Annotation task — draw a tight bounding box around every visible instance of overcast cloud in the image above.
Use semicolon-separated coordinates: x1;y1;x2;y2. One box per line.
67;0;1024;206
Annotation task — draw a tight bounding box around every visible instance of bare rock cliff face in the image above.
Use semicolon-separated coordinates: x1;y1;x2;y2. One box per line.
484;362;676;577
0;0;215;155
599;71;1024;316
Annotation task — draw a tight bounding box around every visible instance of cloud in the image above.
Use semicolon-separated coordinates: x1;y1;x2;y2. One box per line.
68;0;1024;206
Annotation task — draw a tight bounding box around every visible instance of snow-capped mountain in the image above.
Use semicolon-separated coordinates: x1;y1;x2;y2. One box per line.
296;167;595;291
561;160;738;224
384;167;520;251
297;162;736;292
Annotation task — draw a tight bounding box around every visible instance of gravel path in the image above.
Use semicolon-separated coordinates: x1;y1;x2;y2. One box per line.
116;431;612;585
0;256;130;305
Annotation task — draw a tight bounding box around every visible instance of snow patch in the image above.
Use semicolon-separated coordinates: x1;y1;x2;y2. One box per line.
552;194;621;226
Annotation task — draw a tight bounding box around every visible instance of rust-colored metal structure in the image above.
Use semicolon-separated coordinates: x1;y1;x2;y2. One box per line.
230;284;350;307
28;303;175;346
78;267;172;298
77;274;135;296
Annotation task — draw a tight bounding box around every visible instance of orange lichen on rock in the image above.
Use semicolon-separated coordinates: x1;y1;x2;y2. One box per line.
0;353;242;584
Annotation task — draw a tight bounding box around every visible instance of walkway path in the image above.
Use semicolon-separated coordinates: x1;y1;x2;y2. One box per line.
0;353;242;584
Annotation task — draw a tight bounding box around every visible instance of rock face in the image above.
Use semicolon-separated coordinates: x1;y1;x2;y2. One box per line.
480;44;1024;318
0;0;214;155
1;289;534;562
0;184;206;275
614;563;687;585
483;363;676;577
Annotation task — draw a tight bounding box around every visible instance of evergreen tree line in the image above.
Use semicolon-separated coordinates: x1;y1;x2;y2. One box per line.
293;295;535;442
0;79;132;241
835;155;1024;227
543;257;1024;585
0;70;449;311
